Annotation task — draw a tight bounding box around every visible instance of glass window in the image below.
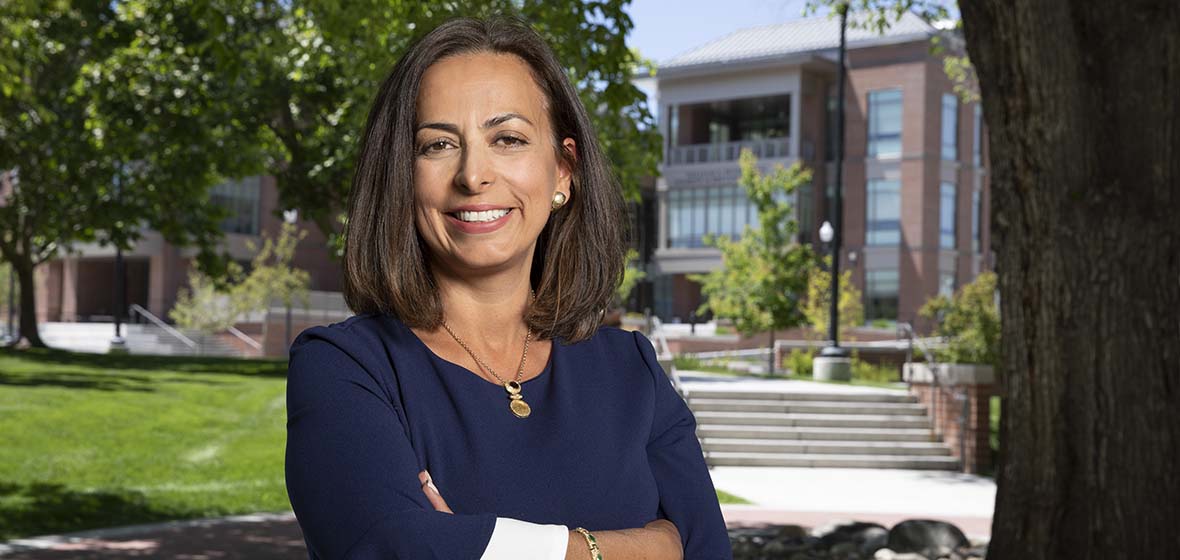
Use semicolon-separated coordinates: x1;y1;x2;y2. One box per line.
939;272;956;298
706;186;721;241
210;176;261;235
691;189;707;247
940;182;956;249
825;87;837;162
866;179;901;246
973;105;982;167
972;189;981;253
941;94;958;161
867;89;902;159
797;183;813;244
865;269;899;322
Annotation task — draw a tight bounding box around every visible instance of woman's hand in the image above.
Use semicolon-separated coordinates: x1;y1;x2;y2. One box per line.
644;519;684;559
419;470;453;513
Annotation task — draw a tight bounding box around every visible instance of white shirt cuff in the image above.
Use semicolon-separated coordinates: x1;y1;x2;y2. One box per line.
479;517;570;560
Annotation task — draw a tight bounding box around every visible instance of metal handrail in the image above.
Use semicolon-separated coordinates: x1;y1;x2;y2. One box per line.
129;304;196;348
898;321;969;472
227;325;263;351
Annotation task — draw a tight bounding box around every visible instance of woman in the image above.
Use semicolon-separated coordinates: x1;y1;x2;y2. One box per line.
284;16;732;560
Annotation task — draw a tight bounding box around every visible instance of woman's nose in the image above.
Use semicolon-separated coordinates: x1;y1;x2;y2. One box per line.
455;143;495;192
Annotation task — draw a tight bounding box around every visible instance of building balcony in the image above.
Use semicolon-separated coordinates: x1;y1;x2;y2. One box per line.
666;137;791;166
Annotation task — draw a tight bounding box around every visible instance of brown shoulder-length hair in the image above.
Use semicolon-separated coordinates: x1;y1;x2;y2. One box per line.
342;16;625;343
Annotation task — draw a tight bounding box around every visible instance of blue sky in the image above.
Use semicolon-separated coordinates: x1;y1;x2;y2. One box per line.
625;0;814;110
626;0;813;65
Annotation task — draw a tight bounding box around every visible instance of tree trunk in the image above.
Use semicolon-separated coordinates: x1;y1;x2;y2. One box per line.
958;1;1180;557
15;258;46;348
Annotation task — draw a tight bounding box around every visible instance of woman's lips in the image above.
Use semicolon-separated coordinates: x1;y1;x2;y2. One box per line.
444;208;513;234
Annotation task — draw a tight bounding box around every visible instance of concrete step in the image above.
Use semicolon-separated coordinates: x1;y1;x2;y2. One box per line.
705;451;961;470
701;438;952;456
694;411;932;429
697;424;935;442
685;389;915;404
688;398;927;416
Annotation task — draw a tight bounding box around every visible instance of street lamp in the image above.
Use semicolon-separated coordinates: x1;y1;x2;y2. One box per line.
109;167;129;354
812;3;852;381
283;209;298;357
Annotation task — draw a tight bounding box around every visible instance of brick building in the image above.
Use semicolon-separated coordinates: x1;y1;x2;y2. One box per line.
641;12;992;328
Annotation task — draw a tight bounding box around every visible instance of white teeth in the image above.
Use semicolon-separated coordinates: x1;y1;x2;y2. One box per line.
454;209;510;223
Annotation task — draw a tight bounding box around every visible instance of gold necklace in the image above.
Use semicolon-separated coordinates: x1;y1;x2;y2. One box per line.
440;320;533;419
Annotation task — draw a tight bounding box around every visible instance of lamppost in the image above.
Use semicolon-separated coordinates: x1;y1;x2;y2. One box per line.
282;209;298;357
812;3;853;381
109;168;128;354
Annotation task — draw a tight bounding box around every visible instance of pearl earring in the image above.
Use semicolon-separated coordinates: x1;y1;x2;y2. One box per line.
551;191;568;210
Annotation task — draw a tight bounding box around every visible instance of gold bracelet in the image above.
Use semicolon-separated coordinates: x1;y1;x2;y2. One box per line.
573;527;602;560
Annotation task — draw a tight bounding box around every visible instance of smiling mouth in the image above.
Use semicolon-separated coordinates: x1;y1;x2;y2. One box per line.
449;208;512;223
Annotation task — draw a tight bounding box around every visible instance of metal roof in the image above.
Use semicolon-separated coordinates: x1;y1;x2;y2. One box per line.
658;11;936;72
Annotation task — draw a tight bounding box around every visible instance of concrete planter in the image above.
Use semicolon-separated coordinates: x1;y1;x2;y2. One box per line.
903;362;994;385
813;356;852;381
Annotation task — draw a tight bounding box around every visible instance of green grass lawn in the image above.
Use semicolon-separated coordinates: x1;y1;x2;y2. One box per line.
0;348;751;539
0;347;291;540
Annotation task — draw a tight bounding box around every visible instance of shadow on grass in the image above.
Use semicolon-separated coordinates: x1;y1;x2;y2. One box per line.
0;370;158;392
0;481;205;541
0;347;288;378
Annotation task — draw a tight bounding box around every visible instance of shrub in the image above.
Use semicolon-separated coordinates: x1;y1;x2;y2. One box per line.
919;272;1000;366
850;352;900;383
784;348;815;377
673;355;702;371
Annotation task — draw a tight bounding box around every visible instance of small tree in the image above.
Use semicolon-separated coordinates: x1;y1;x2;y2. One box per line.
614;248;646;307
170;223;310;334
802;257;864;342
918;271;999;367
692;149;814;374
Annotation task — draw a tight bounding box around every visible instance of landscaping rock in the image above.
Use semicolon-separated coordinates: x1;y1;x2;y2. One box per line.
886;519;970;559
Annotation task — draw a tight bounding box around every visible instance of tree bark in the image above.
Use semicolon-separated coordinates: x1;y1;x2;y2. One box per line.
958;0;1180;557
14;257;46;348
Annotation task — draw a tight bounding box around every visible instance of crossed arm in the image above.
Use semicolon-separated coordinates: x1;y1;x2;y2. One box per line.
417;469;683;560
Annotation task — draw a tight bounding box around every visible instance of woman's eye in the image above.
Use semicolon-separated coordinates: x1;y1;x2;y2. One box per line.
496;135;527;147
419;139;454;155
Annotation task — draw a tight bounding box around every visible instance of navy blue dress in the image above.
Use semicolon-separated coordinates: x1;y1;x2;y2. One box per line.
285;312;733;559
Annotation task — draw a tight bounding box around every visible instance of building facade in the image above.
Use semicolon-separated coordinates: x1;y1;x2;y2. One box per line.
29;175;341;325
645;13;991;329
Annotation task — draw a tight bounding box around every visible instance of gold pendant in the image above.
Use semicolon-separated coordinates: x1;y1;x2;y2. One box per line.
504;381;531;418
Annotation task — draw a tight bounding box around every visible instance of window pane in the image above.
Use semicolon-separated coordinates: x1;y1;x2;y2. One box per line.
942;94;958;161
972;189;981;253
866;179;901;246
939;272;956;297
865;269;900;321
940;182;956;249
707;186;721;239
868;89;903;159
691;188;707;247
973;105;982;167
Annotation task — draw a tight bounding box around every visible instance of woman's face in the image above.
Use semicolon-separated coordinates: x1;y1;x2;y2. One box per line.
413;51;575;279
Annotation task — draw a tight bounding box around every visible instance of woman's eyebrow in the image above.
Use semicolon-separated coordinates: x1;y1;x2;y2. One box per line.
415;112;534;134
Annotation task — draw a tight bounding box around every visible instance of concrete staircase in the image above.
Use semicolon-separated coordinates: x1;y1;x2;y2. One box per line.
38;322;244;357
687;387;961;470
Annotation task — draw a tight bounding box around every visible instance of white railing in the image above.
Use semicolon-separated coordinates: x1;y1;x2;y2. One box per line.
129;304;196;349
667;137;791;165
227;325;263;351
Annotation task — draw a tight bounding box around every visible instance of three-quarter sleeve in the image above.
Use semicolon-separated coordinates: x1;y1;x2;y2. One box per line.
285;330;497;559
633;331;734;559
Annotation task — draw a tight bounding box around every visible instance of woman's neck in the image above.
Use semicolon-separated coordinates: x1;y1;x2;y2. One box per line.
430;266;535;349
